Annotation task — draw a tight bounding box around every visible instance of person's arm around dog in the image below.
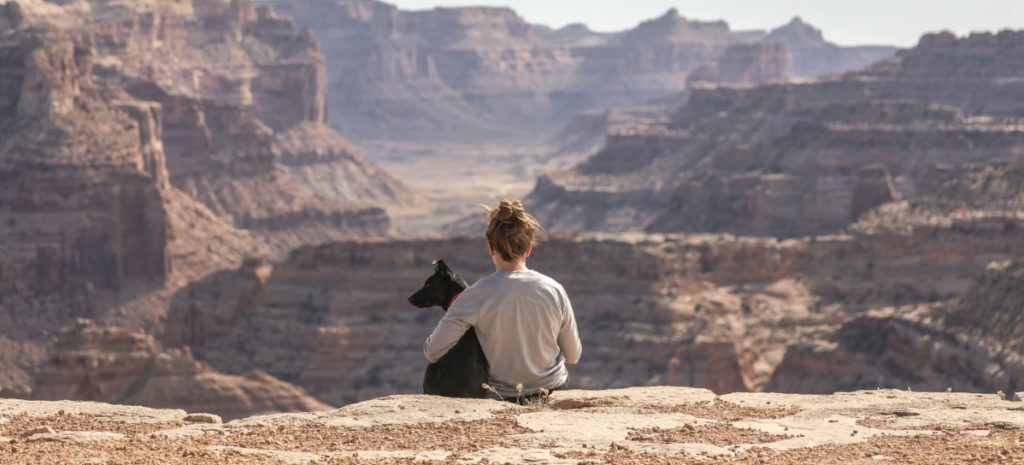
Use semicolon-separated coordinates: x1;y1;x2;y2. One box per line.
423;293;478;363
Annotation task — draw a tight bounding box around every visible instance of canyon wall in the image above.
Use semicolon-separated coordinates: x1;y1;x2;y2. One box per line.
529;30;1024;238
0;27;178;394
0;0;411;410
164;207;1024;405
63;0;413;250
262;1;894;143
0;29;171;296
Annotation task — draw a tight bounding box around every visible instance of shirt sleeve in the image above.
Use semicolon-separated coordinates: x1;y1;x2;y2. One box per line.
557;287;582;364
423;292;479;363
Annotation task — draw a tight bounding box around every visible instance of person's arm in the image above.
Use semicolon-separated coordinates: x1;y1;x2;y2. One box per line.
557;288;582;364
423;293;478;363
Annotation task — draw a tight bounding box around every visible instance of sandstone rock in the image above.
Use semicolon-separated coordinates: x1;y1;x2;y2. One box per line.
27;431;126;443
764;17;896;77
20;426;55;437
15;31;78;118
766;312;1021;394
946;260;1024;361
0;29;172;295
666;341;749;393
851;162;1024;235
849;164;899;222
183;413;222;424
687;42;789;86
2;388;1023;464
30;319;330;420
274;122;416;207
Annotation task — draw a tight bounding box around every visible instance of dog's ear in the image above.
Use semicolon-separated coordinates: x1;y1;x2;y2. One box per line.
433;259;449;272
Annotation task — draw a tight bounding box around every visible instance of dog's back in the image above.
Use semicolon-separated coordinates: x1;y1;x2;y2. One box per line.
423;328;488;397
408;260;488;398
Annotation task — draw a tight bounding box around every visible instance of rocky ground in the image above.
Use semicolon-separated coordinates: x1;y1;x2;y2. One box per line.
2;387;1022;464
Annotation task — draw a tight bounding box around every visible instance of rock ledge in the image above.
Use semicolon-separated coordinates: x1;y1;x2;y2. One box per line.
2;387;1022;464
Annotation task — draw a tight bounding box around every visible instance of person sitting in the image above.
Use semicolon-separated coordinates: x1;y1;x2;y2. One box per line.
424;199;582;402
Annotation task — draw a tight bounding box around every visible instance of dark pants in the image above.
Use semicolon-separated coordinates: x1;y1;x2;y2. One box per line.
503;378;569;405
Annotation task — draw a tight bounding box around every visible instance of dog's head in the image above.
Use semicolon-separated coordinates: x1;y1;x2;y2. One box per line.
407;260;469;311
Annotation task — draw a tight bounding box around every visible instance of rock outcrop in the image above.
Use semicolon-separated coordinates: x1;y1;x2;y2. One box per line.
766;255;1024;398
764;17;897;77
75;0;413;249
31;319;329;420
0;26;178;394
0;28;171;295
947;260;1024;353
529;30;1024;237
687;42;789;86
266;1;894;143
766;310;1021;395
3;388;1023;464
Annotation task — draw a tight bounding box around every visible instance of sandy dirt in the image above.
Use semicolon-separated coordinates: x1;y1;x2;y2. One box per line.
2;387;1024;464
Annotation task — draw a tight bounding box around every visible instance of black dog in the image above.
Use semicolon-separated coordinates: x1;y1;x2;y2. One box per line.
407;260;488;398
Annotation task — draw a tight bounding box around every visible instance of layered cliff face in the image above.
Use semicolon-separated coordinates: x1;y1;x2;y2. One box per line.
51;0;413;250
263;1;894;143
0;29;171;295
31;319;330;420
852;162;1024;235
743;166;1024;395
0;0;411;409
946;260;1024;357
685;18;894;86
0;26;177;394
529;30;1024;237
165;209;1024;405
765;311;1023;394
766;257;1024;397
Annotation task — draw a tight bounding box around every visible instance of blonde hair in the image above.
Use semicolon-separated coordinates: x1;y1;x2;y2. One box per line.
486;199;539;262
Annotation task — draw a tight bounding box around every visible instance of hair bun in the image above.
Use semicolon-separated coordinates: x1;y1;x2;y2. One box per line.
485;199;539;261
495;200;524;224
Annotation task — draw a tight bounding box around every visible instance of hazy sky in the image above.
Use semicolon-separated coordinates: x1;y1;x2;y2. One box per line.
389;0;1023;47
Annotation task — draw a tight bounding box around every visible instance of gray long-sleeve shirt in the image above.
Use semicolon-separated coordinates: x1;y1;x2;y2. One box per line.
423;269;581;398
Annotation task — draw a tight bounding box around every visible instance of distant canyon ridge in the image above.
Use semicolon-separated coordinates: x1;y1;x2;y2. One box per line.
261;0;895;143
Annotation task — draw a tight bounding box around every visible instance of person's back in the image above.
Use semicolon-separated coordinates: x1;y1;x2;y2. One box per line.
423;200;582;399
